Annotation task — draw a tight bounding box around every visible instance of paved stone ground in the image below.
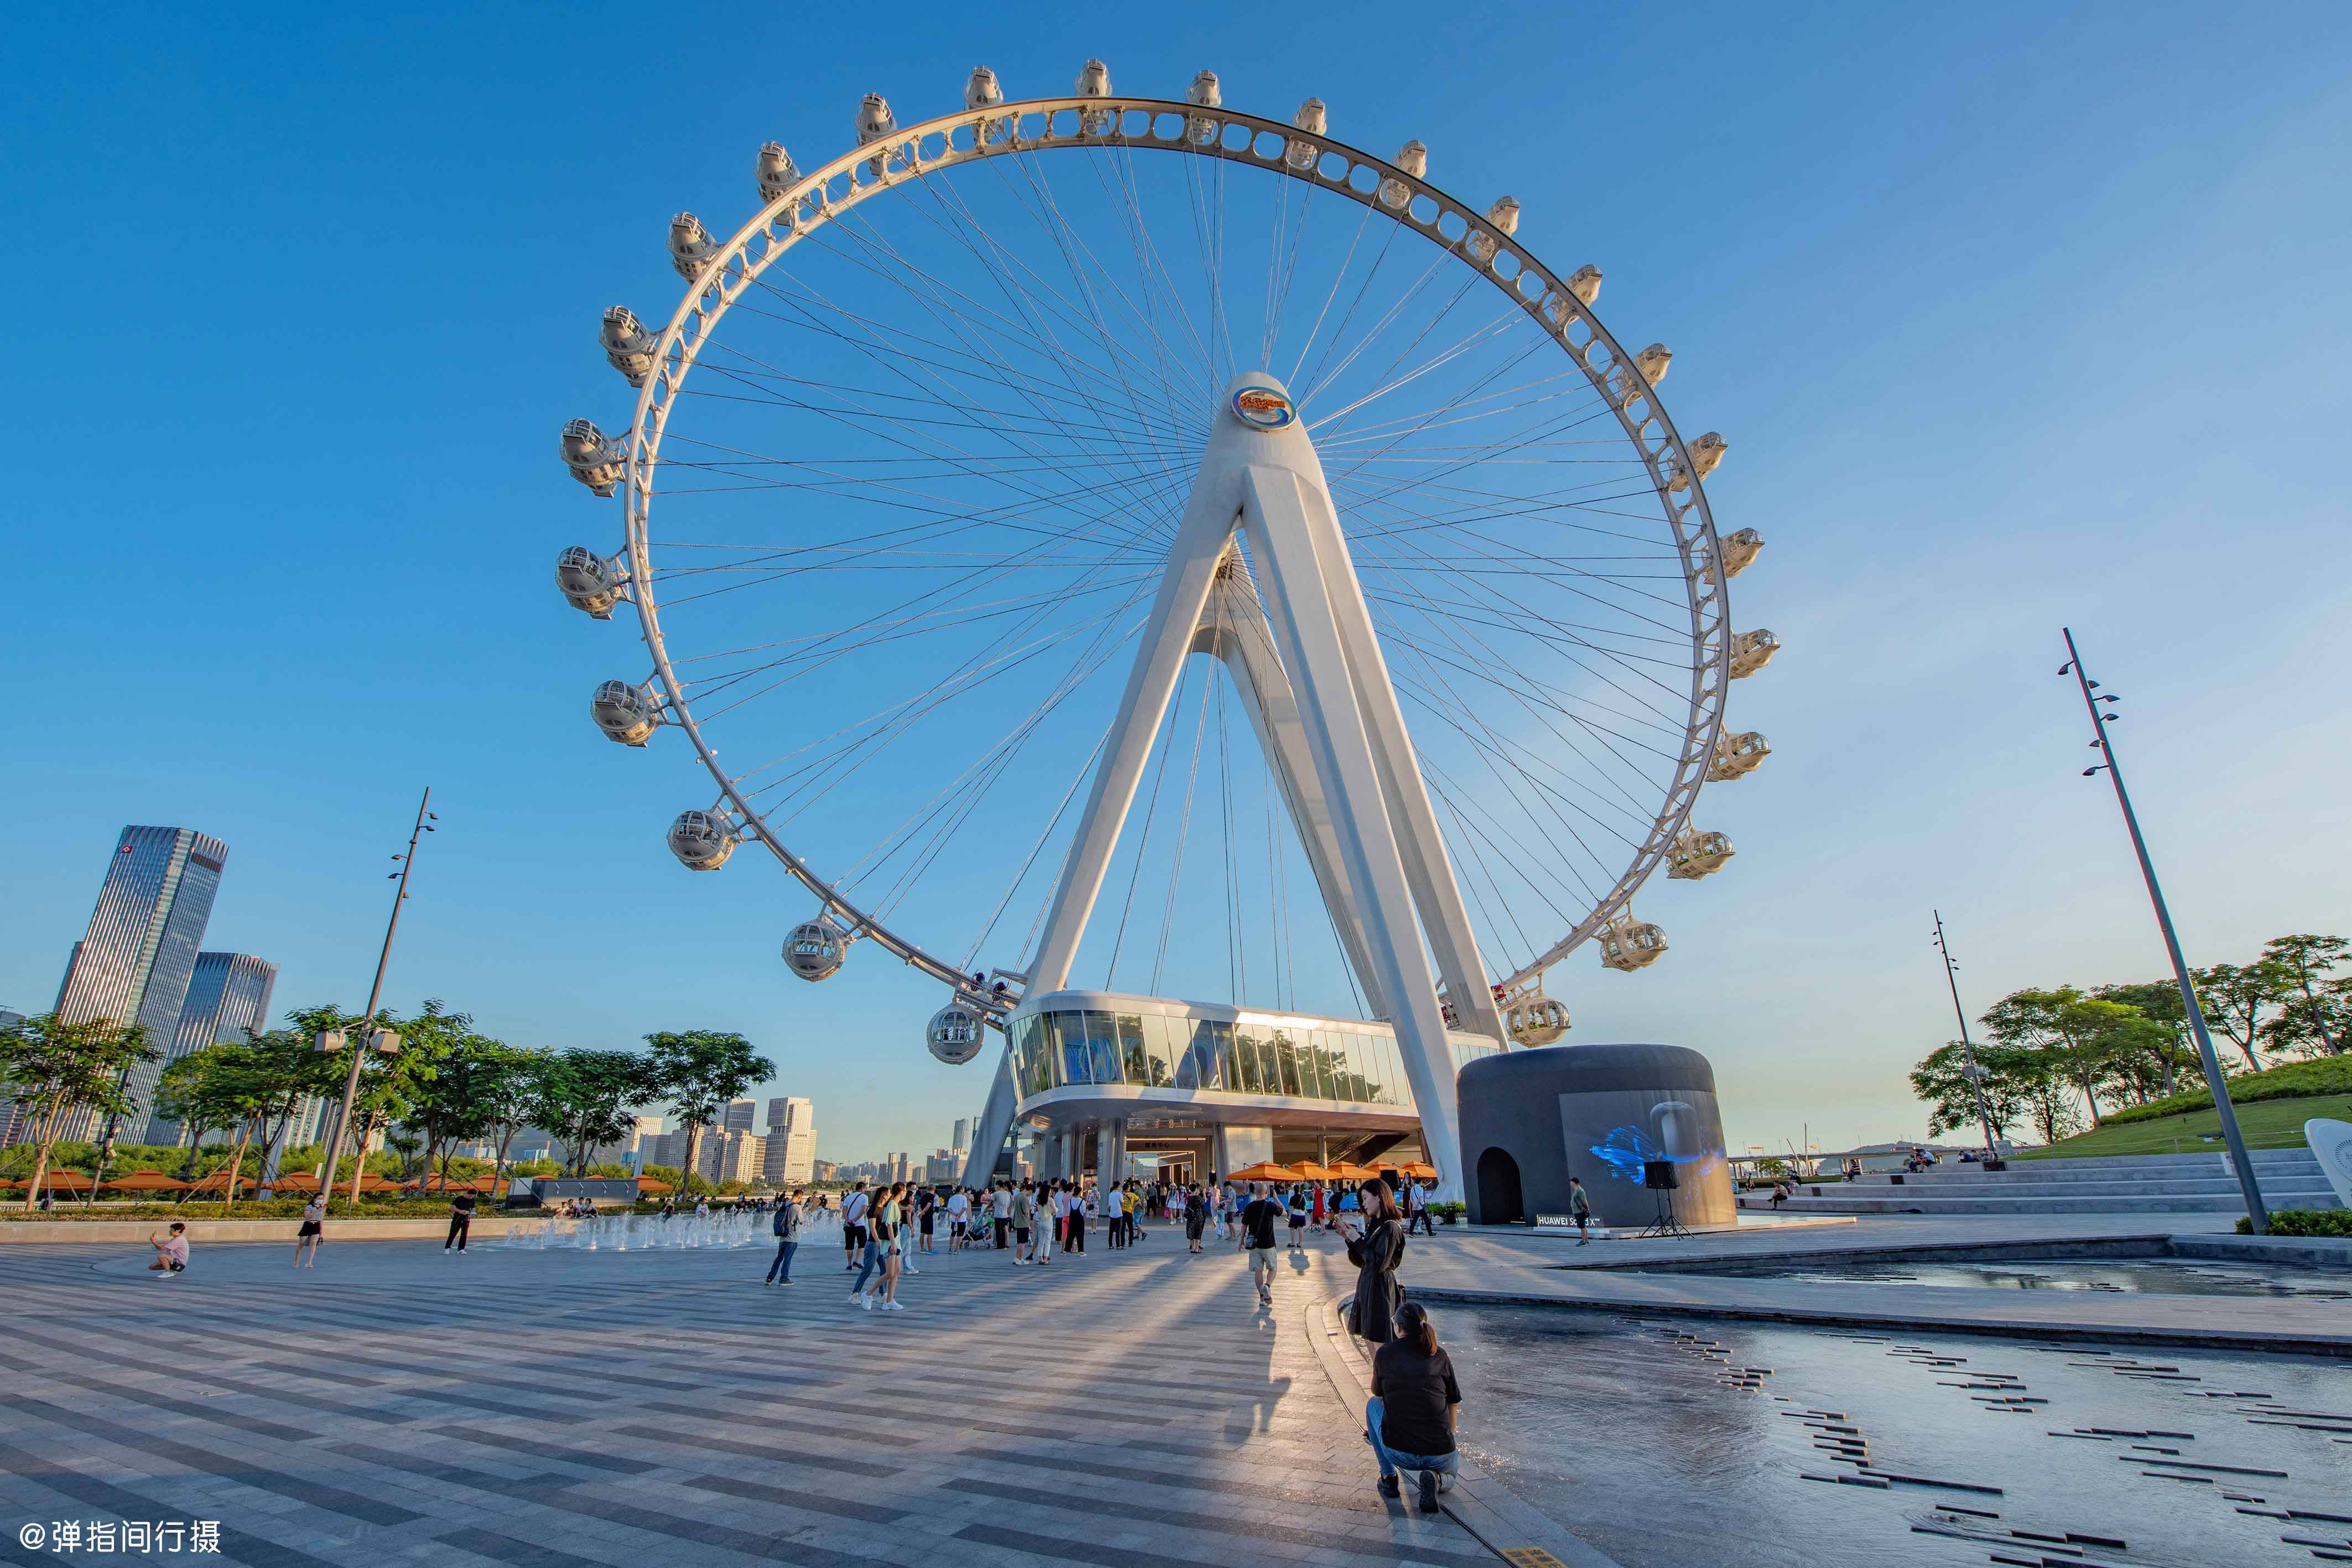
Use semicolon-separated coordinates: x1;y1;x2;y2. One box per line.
0;1225;1507;1568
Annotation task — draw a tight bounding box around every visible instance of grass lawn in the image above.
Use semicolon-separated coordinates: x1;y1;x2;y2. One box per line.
2013;1092;2352;1159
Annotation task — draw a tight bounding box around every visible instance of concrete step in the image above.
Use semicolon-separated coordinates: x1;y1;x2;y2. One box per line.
1996;1150;2323;1175
1753;1193;2281;1216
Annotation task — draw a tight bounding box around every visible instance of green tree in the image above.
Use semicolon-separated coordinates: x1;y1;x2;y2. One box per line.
2261;935;2347;1056
641;1030;773;1185
529;1050;657;1177
152;1045;240;1181
481;1045;551;1186
2189;961;2287;1072
1980;987;2141;1126
0;1014;159;1212
1908;1041;2025;1144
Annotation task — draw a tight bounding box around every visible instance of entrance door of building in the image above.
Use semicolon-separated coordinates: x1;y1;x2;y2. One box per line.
1475;1146;1524;1225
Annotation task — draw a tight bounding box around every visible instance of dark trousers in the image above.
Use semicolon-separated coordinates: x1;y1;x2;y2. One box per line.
1411;1210;1435;1237
445;1217;470;1251
994;1217;1009;1249
766;1238;798;1282
1066;1215;1085;1252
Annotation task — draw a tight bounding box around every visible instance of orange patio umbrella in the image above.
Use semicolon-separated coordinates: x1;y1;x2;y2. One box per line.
1290;1161;1339;1180
1393;1161;1439;1180
269;1171;322;1191
104;1171;190;1193
185;1168;257;1192
30;1170;97;1191
1227;1161;1297;1182
1325;1162;1377;1180
636;1178;674;1194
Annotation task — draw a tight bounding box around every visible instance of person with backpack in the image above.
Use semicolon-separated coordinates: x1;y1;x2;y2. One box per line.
841;1181;872;1282
1237;1182;1286;1308
766;1189;803;1285
1366;1301;1461;1515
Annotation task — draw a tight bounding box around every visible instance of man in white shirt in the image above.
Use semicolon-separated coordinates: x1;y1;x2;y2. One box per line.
841;1183;870;1274
990;1182;1013;1251
946;1188;971;1253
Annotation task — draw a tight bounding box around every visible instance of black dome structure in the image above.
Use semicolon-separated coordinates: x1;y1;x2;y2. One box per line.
1459;1044;1735;1228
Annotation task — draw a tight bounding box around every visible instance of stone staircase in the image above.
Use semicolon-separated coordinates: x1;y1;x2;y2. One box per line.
1746;1148;2339;1217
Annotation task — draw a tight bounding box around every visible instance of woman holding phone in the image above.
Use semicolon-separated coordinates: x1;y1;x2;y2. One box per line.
1341;1179;1406;1345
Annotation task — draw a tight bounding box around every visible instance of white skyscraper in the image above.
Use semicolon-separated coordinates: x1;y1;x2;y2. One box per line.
764;1096;815;1184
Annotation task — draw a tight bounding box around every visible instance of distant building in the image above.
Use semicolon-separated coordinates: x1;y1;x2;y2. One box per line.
810;1159;837;1182
144;952;279;1144
764;1096;815;1185
0;1008;28;1146
701;1129;767;1185
720;1098;758;1133
45;827;228;1144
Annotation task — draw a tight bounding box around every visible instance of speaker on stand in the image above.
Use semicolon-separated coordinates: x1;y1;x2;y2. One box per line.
1633;1159;1691;1239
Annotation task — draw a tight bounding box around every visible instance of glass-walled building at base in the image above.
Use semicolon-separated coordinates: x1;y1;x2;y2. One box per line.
1007;989;1501;1185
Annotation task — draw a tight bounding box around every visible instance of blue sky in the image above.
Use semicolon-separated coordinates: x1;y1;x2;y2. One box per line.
6;5;2349;1164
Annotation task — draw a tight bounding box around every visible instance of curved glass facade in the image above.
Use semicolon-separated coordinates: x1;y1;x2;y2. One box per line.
1008;1004;1498;1113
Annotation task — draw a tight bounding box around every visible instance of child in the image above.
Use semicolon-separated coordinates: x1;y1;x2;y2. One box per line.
148;1222;190;1277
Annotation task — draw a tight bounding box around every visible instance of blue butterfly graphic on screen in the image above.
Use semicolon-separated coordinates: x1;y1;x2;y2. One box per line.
1588;1124;1725;1184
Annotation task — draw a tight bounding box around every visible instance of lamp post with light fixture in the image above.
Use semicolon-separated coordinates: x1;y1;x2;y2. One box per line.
2060;630;2265;1231
310;788;435;1206
1930;910;2001;1157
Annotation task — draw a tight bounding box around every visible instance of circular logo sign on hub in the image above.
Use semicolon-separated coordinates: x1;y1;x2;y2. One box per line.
1231;386;1295;430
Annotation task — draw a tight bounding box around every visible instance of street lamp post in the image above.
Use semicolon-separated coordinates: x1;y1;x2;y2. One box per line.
1931;910;2001;1156
311;788;435;1207
2061;629;2266;1232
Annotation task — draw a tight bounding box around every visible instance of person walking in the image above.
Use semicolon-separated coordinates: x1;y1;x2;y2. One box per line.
1011;1181;1035;1263
863;1184;905;1311
1365;1301;1461;1515
445;1187;477;1254
1406;1180;1437;1238
992;1181;1013;1251
1069;1184;1090;1254
294;1195;325;1268
850;1190;886;1306
841;1181;870;1272
766;1189;803;1285
1312;1181;1328;1232
944;1186;969;1253
1568;1175;1592;1245
1237;1182;1285;1307
1341;1179;1406;1346
917;1187;937;1254
1286;1185;1308;1251
1184;1184;1208;1253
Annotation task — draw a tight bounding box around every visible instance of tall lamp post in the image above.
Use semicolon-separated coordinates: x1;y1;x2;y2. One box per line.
2061;629;2266;1232
1930;911;2001;1157
311;788;435;1206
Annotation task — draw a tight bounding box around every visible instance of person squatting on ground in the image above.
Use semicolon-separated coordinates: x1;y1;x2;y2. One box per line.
1238;1181;1286;1308
1366;1301;1461;1515
766;1188;803;1285
148;1221;189;1277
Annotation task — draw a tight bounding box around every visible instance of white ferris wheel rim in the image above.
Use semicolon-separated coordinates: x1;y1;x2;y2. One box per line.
610;92;1735;1009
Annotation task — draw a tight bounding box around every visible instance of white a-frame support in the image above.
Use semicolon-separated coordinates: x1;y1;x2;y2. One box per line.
960;374;1505;1202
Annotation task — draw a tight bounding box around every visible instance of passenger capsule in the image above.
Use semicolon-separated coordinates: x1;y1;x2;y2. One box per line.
667;809;736;871
927;1000;988;1065
1598;914;1668;973
783;916;849;981
667;213;716;280
554;546;619;619
855;93;897;175
965;66;1013;143
1669;432;1727;492
1566;264;1602;305
1504;991;1570;1046
1381;140;1426;208
1706;730;1770;782
754;141;799;202
560;419;625;497
1286;98;1326;169
591;680;658;746
600;306;656;387
1463;196;1515;264
1729;628;1779;679
1666;827;1735;881
1185;70;1221;143
1611;343;1670;407
1075;60;1113;134
1716;527;1765;578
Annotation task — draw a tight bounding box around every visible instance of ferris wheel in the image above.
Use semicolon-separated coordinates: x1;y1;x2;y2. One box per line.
549;61;1776;1066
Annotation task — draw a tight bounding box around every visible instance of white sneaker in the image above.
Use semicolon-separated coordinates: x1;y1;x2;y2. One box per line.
849;1291;865;1303
882;1300;904;1311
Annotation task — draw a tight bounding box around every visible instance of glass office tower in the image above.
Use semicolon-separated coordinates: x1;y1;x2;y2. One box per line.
143;951;279;1143
48;826;228;1144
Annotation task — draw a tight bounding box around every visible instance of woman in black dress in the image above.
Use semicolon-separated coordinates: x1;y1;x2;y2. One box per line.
1343;1179;1406;1344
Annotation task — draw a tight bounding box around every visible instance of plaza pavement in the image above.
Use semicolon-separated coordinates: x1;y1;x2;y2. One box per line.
0;1225;1528;1568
